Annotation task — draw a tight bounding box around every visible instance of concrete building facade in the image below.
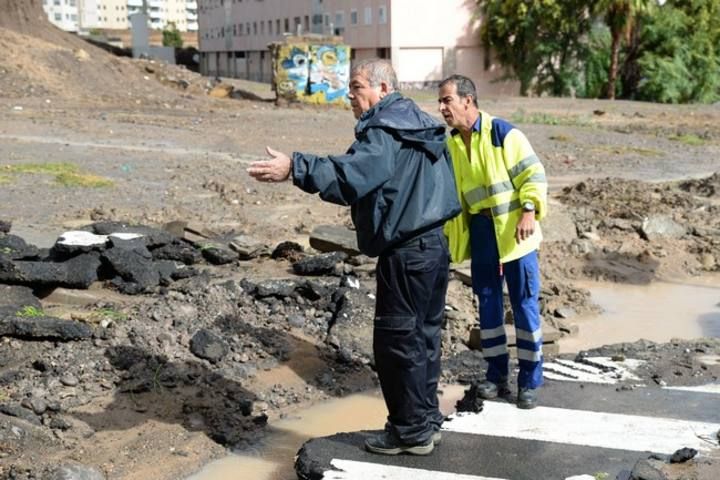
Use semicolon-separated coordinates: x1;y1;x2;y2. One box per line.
43;0;198;32
197;0;514;94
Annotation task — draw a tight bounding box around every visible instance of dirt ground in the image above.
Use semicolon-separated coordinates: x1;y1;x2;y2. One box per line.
0;16;719;480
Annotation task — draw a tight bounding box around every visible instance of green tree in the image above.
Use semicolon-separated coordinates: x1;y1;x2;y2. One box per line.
162;22;183;48
594;0;653;99
479;0;594;96
635;0;720;103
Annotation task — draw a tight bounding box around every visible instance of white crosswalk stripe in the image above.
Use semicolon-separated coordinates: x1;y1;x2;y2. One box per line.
442;401;720;455
315;379;720;480
325;459;507;480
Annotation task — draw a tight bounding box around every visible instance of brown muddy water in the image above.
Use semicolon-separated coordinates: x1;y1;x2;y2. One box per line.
187;276;720;480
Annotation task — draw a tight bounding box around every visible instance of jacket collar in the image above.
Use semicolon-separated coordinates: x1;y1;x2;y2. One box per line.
450;115;481;137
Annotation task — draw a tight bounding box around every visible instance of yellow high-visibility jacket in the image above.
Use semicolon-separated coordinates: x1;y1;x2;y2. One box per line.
443;112;548;264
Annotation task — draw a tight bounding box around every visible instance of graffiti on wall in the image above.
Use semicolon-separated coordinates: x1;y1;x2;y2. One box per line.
272;42;350;105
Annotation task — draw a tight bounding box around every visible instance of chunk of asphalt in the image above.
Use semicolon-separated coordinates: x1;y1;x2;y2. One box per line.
630;459;668;480
0;285;41;309
669;447;698;463
51;231;109;257
190;329;228;364
454;383;485;413
151;241;202;265
0;233;40;260
0;308;93;341
292;251;347;276
102;245;160;291
201;245;238;265
0;253;101;289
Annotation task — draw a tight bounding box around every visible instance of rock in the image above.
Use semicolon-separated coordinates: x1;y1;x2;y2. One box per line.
25;397;47;415
640;215;685;241
455;383;485;413
243;278;300;298
0;220;10;233
88;222;175;248
102;245;159;291
0;285;41;308
52;231;109;256
271;241;304;261
0;253;101;289
287;314;305;328
151;241;202;265
554;307;576;319
556;319;579;336
0;233;40;259
60;375;79;387
293;251;347;276
0;403;41;425
327;288;374;363
190;329;228;364
669;447;697;463
201;245;238;265
629;459;668;480
0;310;93;341
309;224;360;256
229;235;266;260
49;465;106;480
700;253;716;270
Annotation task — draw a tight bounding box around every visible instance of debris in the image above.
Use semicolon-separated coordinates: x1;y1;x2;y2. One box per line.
670;447;698;463
455;383;485;413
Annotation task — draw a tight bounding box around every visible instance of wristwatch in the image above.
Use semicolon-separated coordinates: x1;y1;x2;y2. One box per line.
522;201;535;212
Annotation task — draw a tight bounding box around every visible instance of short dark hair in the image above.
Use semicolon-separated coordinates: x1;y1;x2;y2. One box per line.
439;74;478;107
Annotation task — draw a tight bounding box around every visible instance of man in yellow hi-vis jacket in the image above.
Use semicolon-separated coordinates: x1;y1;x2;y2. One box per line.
438;74;548;409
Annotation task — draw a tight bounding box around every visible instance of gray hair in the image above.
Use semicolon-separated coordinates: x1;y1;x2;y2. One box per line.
351;59;399;92
439;74;478;107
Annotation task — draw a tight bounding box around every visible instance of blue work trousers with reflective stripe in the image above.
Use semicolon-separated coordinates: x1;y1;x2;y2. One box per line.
469;214;543;389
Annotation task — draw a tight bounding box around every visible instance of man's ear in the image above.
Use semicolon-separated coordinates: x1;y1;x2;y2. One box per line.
378;81;392;98
463;95;473;109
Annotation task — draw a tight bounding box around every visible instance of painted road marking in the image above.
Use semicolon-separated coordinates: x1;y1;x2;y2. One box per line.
324;459;507;480
324;459;598;480
543;357;644;384
442;402;720;455
665;383;720;395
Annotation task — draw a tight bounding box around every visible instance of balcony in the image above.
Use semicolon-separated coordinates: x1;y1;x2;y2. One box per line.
148;0;162;9
186;11;197;21
127;0;143;7
186;1;197;9
186;22;198;31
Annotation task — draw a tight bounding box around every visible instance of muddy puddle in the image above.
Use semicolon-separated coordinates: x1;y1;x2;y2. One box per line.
560;275;720;353
187;276;719;479
186;385;466;480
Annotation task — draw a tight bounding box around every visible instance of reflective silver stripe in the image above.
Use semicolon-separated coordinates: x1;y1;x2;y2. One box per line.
509;154;540;180
463;180;515;206
516;328;543;343
482;344;509;358
491;198;521;216
517;348;543;362
480;325;506;340
525;172;547;185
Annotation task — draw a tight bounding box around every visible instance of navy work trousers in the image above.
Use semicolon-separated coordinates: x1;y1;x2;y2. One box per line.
373;227;449;445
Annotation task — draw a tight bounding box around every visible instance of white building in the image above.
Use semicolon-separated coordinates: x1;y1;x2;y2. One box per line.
43;0;198;32
197;0;514;93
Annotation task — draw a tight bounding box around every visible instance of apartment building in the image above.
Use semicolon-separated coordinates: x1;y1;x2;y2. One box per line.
43;0;198;32
197;0;514;93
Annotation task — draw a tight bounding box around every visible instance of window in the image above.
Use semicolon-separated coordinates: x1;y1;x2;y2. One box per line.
276;19;280;35
378;5;387;24
284;18;289;32
350;9;357;25
253;21;257;35
54;0;60;5
364;7;372;25
335;11;344;27
260;21;264;35
54;12;61;20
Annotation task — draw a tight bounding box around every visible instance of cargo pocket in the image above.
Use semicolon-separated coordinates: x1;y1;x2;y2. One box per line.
523;257;540;299
374;315;418;367
374;315;416;331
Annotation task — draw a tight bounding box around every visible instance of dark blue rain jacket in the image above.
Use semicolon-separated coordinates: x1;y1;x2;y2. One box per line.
292;92;460;257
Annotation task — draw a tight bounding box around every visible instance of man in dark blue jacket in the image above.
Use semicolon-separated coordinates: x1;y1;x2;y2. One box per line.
248;59;460;456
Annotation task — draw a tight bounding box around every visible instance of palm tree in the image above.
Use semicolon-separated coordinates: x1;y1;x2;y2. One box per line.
597;0;653;99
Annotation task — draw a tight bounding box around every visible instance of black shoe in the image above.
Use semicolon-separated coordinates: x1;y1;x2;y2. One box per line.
477;379;511;400
364;432;434;456
517;387;538;409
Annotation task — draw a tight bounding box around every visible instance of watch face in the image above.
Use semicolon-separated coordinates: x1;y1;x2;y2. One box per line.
523;202;535;211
